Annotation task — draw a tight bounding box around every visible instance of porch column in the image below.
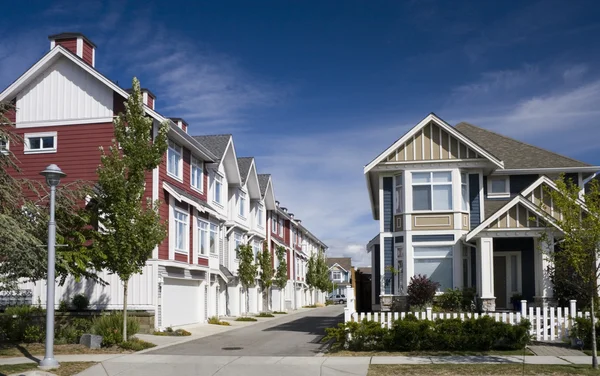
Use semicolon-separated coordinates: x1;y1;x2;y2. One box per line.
476;237;495;311
534;236;554;306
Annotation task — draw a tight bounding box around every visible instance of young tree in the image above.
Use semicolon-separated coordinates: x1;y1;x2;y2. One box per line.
92;78;169;341
257;241;273;311
273;246;288;310
314;250;331;297
305;253;317;305
541;176;600;368
237;243;257;315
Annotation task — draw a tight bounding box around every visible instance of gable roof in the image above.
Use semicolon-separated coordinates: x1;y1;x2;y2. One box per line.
193;135;232;160
258;174;271;197
326;257;352;272
237;157;254;185
455;122;590;170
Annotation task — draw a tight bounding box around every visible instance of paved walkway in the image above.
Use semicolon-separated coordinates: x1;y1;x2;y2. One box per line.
528;343;587;356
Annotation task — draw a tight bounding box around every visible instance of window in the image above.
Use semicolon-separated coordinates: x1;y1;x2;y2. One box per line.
412;171;452;211
198;220;208;256
167;140;182;179
413;246;453;291
332;271;342;280
257;206;264;227
238;191;246;217
0;138;8;154
395;174;403;214
174;209;188;253
461;173;469;211
272;214;278;233
213;174;223;204
209;224;218;254
278;217;284;236
191;157;203;192
293;228;297;244
24;132;57;154
488;176;510;198
253;240;261;261
233;233;242;259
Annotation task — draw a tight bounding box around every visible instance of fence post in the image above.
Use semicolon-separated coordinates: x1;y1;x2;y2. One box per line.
521;300;527;318
570;300;577;331
344;287;355;323
426;306;432;321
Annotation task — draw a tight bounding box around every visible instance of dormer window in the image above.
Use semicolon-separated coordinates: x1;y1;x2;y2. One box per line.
488;176;510;198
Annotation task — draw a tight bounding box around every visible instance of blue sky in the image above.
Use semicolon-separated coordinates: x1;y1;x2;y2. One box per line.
3;0;600;266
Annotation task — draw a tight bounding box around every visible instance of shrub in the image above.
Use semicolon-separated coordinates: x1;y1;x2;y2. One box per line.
119;338;156;351
571;317;600;349
23;325;44;343
72;294;90;311
256;313;274;318
0;305;45;342
208;316;230;326
56;318;93;344
91;312;140;347
407;275;439;308
461;288;477;312
58;300;70;312
303;305;317;308
325;300;334;306
273;311;287;314
153;328;191;336
236;317;258;322
436;288;463;312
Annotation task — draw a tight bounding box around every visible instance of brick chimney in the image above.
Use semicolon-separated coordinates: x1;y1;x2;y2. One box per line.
170;118;188;133
49;33;96;67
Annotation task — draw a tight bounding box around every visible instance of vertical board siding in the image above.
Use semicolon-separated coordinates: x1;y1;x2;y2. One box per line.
55;39;77;55
469;174;480;228
16;57;113;123
383;177;393;232
374;244;381;304
384;237;393;294
158;190;170;260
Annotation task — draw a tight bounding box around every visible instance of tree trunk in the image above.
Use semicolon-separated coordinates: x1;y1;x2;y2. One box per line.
592;294;598;369
123;279;129;343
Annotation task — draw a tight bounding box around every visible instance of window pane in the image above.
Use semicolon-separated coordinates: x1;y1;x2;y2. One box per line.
462;184;468;211
461;173;467;184
395;174;402;187
29;138;41;149
395;186;403;213
412;186;432;210
433;185;452;210
42;137;54;148
491;179;507;193
412;172;430;184
414;258;453;291
432;171;451;183
414;247;452;258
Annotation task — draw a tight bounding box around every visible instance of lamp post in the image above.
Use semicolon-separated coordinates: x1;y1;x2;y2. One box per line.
39;164;66;369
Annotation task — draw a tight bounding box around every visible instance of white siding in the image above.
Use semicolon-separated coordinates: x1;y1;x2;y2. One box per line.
16;56;113;124
19;264;157;310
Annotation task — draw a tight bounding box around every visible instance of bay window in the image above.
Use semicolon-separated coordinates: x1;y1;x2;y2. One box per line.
167;140;182;179
461;173;468;211
191;157;203;192
198;220;208;256
238;190;246;217
174;209;188;253
413;246;453;291
209;224;218;254
412;171;452;211
395;174;403;213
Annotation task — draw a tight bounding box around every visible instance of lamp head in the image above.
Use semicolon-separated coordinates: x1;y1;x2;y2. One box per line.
40;164;66;187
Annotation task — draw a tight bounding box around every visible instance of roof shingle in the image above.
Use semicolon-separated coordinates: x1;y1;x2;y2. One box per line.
192;135;232;160
326;257;352;272
257;174;271;197
237;157;254;185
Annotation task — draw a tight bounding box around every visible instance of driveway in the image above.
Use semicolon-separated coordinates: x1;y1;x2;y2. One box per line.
147;305;344;357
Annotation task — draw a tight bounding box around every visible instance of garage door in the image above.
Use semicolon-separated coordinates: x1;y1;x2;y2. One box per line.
162;278;202;327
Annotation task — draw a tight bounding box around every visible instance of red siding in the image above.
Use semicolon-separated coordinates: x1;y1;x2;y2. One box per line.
82;42;93;66
147;95;154;110
271;241;276;269
284;220;291;245
198;257;208;266
56;38;77;56
158;191;169;260
159;148;208;203
174;253;187;262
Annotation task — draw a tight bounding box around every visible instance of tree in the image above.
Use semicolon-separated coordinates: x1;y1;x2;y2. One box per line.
305;253;318;305
314;250;332;295
0;102;100;292
237;243;257;315
540;176;600;368
273;245;288;310
257;241;273;311
92;78;169;341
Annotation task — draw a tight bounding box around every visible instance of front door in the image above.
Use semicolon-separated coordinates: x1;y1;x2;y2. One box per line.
494;256;508;309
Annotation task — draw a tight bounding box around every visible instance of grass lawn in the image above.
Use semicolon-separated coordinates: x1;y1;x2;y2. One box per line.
0;343;130;358
328;349;534;357
0;362;95;376
368;364;600;376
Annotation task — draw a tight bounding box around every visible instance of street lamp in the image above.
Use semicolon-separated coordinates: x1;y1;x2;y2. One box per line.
39;164;66;369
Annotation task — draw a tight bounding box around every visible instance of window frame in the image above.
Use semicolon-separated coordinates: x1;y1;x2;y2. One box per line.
238;190;246;218
461;172;469;212
190;157;204;193
173;208;189;254
233;232;242;259
257;205;264;228
167;140;183;180
213;173;223;206
394;174;403;214
413;245;454;292
487;176;510;198
197;219;209;256
209;223;218;255
272;214;278;234
411;171;453;212
0;137;9;154
278;217;284;236
24;131;57;154
332;271;342;281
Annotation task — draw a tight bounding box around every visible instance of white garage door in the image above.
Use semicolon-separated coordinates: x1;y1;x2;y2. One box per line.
162;278;202;327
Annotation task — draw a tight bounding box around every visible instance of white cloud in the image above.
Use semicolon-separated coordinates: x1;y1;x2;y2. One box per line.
563;64;588;84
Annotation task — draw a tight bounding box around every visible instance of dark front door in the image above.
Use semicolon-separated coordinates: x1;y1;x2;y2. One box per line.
494;256;507;309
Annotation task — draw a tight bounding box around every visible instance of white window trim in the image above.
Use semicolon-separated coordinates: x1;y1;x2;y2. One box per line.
278;218;284;237
209;223;218;255
461;172;470;212
411;171;453;212
212;173;224;207
394;174;403;214
197;218;209;256
24;131;57;154
487;176;510;198
257;204;264;228
167;140;183;181
238;190;247;219
173;208;189;255
190;157;204;193
332;271;342;281
233;232;242;260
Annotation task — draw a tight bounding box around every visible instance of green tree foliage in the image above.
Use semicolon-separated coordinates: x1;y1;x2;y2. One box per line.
0;102;100;292
540;175;600;368
257;241;273;310
306;253;318;304
237;243;257;314
314;250;332;293
92;78;169;341
273;246;288;289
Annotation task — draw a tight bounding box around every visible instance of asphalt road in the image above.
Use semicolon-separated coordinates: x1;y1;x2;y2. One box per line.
148;305;344;357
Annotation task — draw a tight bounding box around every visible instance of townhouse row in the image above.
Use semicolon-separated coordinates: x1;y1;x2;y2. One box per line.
1;33;327;328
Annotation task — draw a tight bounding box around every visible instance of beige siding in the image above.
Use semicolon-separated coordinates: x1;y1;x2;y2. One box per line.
508;206;517;228
415;132;423;161
517;204;528;227
413;214;453;230
462;213;469;230
423;123;431;160
431;123;441;160
441;131;450;159
450;137;459;159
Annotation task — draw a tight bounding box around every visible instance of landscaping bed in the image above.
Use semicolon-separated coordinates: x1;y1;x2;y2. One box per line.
0;362;96;376
328;349;534;357
368;364;599;376
0;343;130;358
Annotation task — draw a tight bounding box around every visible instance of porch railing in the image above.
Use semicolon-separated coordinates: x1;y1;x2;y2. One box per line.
345;299;590;342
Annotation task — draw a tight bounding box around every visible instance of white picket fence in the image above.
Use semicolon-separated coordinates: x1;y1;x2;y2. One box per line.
345;299;590;342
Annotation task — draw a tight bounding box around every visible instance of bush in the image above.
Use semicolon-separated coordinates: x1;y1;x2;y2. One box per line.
273;311;287;314
56;317;93;344
325;300;334;306
256;313;274;318
0;305;45;342
72;294;90;311
325;316;531;352
571;317;600;349
303;305;317;308
436;288;463;312
236;317;258;322
153;328;191;336
407;275;439;308
58;300;69;312
119;338;156;351
208;316;230;326
23;325;44;343
91;312;140;347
